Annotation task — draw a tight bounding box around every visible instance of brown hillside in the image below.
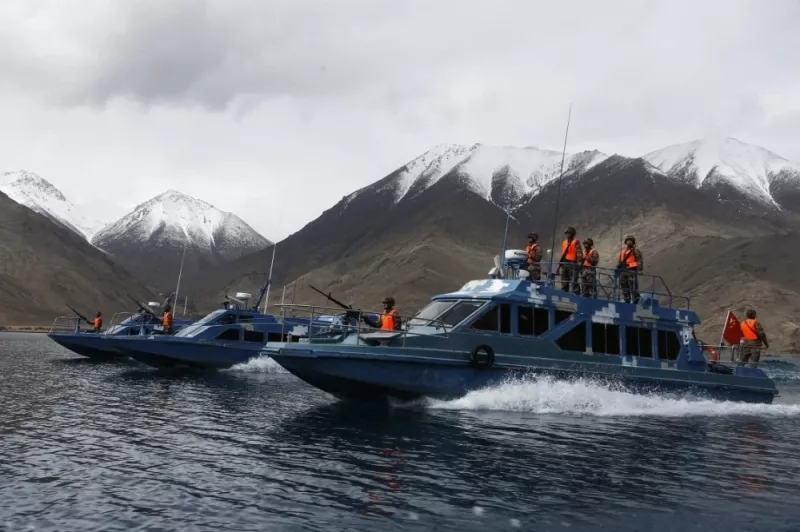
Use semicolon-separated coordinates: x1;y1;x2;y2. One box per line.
0;191;155;326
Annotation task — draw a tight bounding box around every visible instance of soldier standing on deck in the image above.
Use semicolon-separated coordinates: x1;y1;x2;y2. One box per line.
525;233;543;281
739;308;769;368
618;235;643;303
559;227;582;294
580;238;599;298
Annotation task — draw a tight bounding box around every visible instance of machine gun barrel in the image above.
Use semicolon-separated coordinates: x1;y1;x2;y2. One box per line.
127;294;156;316
308;285;352;310
65;304;91;324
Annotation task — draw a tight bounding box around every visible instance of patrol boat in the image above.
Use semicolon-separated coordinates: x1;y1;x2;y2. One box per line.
110;290;332;370
47;301;192;360
265;252;779;404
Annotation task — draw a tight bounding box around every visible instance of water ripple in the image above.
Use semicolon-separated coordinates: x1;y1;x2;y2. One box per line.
2;333;800;531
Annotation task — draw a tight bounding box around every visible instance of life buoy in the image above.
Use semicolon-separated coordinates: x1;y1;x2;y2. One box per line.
470;344;495;368
703;345;719;363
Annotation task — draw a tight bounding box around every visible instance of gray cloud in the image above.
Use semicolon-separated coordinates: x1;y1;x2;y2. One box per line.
0;0;798;239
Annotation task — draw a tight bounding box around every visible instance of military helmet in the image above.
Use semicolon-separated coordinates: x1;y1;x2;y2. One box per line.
624;235;636;245
382;296;395;307
527;232;538;240
584;238;594;246
564;226;576;236
746;308;757;319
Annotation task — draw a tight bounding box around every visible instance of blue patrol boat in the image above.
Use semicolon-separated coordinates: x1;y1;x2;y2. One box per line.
110;289;334;370
47;300;192;360
266;252;779;404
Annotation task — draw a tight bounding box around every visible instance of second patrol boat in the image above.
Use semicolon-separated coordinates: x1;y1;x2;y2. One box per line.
265;252;779;404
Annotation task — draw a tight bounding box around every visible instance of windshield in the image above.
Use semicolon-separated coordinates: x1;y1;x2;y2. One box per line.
195;309;226;326
407;300;485;328
438;301;485;327
407;301;457;327
174;309;227;337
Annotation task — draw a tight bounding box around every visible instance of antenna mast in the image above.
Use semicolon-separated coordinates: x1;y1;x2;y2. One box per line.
547;103;573;278
263;243;277;314
173;242;187;315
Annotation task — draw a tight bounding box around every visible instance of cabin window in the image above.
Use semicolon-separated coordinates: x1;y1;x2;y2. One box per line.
216;328;240;341
500;304;511;334
469;304;511;333
658;330;681;360
218;314;236;325
437;301;485;327
243;330;265;343
517;306;550;336
556;322;586;352
555;310;573;325
592;323;621;355
238;315;253;323
625;326;653;358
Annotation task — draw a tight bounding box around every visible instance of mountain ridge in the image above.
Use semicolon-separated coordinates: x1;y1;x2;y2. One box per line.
0;170;104;239
91;189;272;292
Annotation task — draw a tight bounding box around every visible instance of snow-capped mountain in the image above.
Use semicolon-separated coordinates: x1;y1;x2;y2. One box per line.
92;189;271;253
347;143;609;210
0;170;103;239
643;137;800;208
91;190;272;290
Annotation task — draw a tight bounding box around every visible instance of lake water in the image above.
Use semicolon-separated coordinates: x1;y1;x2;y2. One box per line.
2;332;800;531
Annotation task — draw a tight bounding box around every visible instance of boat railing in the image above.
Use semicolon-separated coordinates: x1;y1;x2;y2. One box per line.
530;261;692;310
104;312;137;334
274;303;453;347
49;316;83;334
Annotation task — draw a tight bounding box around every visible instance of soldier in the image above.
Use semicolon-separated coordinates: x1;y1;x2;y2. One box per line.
91;311;103;333
618;235;643;303
525;232;543;281
580;238;599;298
559;226;582;294
739;308;769;368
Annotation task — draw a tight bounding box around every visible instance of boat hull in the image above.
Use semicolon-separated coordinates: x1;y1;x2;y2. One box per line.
112;337;263;370
48;333;125;360
269;349;777;405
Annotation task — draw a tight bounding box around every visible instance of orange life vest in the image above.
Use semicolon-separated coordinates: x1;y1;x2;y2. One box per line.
525;243;539;264
741;319;759;341
163;312;173;328
583;249;597;267
380;309;399;330
93;317;102;329
561;239;579;262
619;247;638;270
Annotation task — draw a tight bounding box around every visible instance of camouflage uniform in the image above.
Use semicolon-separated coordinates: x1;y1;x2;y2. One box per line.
526;242;543;280
580;247;599;298
740;316;768;369
560;238;583;295
618;242;643;304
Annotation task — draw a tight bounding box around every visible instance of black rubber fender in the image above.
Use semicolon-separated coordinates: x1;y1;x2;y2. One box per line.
470;344;495;368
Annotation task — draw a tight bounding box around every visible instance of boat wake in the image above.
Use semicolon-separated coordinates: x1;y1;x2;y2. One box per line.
225;355;287;373
424;375;800;417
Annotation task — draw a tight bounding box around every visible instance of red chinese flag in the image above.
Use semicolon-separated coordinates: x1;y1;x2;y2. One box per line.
722;311;743;346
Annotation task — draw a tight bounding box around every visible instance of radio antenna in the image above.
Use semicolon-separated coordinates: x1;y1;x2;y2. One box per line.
547;103;573;279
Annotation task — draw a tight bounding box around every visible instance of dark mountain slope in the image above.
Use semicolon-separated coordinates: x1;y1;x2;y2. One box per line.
0;191;154;326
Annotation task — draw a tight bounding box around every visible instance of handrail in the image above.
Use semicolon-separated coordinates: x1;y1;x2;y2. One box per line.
273;303;453;348
49;316;82;334
104;312;138;334
528;261;691;310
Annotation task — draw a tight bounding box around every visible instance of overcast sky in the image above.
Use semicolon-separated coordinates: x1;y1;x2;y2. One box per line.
1;0;798;240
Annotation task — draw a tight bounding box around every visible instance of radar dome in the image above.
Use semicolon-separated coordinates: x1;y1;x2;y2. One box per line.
235;292;253;300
